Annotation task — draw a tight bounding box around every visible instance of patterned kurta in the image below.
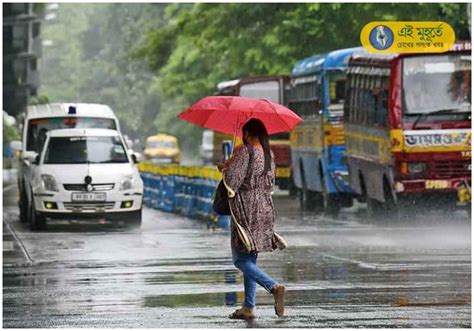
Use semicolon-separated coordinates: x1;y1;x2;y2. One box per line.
223;144;287;253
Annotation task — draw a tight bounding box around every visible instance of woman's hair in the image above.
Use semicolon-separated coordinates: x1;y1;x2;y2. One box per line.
242;118;271;173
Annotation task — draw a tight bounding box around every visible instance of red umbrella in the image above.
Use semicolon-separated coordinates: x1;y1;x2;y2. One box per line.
177;96;301;137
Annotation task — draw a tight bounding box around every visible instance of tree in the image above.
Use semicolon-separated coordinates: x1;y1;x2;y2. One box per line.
138;3;470;150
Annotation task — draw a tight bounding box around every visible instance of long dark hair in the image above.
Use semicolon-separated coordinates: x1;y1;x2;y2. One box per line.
242;118;271;173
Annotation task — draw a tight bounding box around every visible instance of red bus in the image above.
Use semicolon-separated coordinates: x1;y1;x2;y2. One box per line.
215;76;294;191
344;42;471;217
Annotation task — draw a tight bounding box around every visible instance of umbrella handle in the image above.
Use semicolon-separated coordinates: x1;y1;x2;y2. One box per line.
231;113;240;156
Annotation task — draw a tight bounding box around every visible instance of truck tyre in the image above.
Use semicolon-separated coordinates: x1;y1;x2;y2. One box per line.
29;199;46;230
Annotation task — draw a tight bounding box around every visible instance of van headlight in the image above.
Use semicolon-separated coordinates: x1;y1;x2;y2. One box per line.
41;174;59;192
120;175;135;191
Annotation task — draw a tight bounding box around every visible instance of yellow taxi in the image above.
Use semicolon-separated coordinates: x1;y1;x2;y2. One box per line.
144;134;180;164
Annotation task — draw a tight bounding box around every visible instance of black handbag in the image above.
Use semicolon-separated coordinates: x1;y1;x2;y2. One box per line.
213;180;231;215
213;145;254;215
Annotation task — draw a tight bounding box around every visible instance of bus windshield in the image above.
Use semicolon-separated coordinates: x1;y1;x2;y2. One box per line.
240;81;281;103
44;136;128;164
403;54;471;115
147;140;176;149
27;117;117;153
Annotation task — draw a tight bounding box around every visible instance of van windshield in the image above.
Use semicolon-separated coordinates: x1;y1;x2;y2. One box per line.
27;117;117;153
44;136;128;164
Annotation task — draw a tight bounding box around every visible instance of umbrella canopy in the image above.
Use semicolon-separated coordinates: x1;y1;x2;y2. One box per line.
177;96;301;137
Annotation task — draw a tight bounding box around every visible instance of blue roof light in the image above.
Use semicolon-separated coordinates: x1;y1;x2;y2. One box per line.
68;106;76;114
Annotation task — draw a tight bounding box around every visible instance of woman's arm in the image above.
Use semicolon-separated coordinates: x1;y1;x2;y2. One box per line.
222;145;250;197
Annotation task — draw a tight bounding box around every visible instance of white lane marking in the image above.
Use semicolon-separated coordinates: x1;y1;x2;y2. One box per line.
3;241;14;251
322;254;378;270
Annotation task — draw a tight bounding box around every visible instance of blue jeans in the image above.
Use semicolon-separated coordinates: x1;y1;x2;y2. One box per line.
232;249;277;308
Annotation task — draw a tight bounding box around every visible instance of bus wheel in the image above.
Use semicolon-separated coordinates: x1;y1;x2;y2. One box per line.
300;184;318;211
299;178;321;211
382;178;401;221
367;197;385;221
321;177;340;216
288;174;298;198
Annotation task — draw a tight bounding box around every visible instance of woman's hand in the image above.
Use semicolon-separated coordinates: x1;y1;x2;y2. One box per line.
217;161;226;172
217;158;233;172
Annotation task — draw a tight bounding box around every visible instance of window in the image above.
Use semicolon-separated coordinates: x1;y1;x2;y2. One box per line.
288;75;322;118
240;81;280;104
44;136;128;164
26;117;117;152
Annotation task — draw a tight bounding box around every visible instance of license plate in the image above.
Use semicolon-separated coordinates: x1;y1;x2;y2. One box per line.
425;180;448;189
71;192;106;202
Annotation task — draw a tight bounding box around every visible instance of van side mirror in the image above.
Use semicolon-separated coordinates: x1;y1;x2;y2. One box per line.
131;154;138;164
32;155;40;165
23;151;38;165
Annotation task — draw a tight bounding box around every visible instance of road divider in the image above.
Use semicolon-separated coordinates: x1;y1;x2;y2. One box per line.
138;163;231;230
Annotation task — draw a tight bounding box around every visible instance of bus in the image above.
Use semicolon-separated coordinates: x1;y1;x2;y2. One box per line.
289;47;363;214
344;42;471;217
215;76;294;191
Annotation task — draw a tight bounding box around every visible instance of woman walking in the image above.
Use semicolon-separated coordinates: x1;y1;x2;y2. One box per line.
218;118;287;320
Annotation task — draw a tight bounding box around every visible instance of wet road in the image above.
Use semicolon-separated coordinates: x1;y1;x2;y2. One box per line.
3;183;471;328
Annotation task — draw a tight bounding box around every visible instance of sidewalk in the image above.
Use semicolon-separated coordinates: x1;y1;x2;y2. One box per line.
3;168;30;266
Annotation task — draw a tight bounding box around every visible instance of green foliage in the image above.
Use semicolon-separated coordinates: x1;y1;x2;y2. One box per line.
40;4;168;146
40;3;470;155
29;95;50;105
3;114;20;143
138;3;470;150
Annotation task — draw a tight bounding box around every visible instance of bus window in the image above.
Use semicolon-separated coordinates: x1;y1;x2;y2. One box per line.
376;77;389;127
289;75;322;118
329;71;346;106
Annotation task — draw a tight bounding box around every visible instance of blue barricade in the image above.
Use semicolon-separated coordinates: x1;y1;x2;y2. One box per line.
139;164;230;230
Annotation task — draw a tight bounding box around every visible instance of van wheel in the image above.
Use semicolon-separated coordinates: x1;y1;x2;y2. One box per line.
19;189;28;223
29;200;46;231
129;209;142;228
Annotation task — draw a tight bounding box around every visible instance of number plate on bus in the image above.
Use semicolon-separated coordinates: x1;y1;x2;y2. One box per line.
71;192;106;202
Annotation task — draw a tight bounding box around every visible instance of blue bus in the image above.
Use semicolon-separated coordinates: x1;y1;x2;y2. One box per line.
288;47;363;214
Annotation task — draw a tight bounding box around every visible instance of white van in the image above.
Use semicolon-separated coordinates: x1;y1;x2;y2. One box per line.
28;128;143;229
18;103;124;225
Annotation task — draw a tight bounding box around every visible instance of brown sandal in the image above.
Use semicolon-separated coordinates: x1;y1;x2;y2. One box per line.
229;308;256;320
272;284;285;317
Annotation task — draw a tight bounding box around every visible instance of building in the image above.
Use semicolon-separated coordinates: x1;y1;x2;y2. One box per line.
3;3;44;117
